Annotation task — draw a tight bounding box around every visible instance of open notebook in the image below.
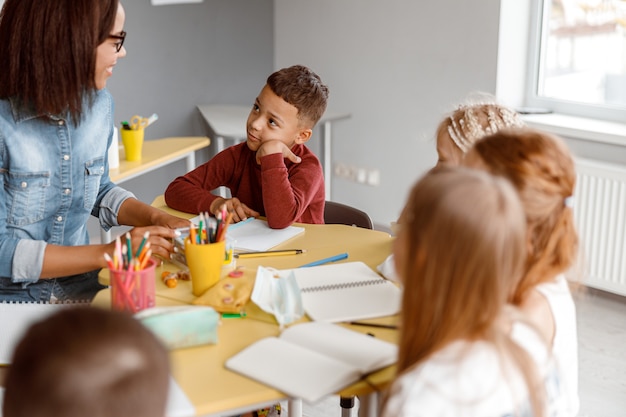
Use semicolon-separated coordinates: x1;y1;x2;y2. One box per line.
278;261;402;322
226;322;397;403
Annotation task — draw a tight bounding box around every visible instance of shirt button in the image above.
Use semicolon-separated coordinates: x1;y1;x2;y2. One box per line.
63;155;70;161
20;182;27;188
56;216;63;222
64;189;70;195
58;120;64;126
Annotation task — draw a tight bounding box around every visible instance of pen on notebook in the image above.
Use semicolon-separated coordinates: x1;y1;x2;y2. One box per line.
299;252;348;268
348;321;399;330
235;249;306;259
226;216;254;230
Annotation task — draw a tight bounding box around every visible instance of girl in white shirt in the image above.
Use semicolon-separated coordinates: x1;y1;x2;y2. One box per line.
382;166;565;417
463;128;580;416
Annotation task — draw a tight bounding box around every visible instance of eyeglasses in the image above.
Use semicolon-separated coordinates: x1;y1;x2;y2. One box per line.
108;31;126;53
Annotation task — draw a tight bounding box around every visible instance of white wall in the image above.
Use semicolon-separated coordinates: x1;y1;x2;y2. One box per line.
274;0;502;227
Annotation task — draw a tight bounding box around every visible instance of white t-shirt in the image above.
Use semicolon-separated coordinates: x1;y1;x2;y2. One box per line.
382;323;567;417
535;274;579;416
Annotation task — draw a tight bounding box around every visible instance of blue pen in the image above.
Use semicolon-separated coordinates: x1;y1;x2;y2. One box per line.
227;216;255;231
299;252;348;268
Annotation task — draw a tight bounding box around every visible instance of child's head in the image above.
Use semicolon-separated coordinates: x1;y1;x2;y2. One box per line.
436;101;524;166
3;307;170;417
246;65;329;151
394;166;526;372
266;65;329;129
463;128;578;305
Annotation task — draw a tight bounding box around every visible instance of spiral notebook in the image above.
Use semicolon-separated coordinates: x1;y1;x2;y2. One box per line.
283;261;402;322
0;302;79;364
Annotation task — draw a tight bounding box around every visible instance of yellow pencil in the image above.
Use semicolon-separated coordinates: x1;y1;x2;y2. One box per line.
235;249;306;259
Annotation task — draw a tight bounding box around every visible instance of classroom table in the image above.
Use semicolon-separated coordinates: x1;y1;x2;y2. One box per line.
101;136;211;243
94;196;398;417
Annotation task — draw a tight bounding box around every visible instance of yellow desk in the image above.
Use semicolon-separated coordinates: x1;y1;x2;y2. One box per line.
96;197;397;417
101;137;210;243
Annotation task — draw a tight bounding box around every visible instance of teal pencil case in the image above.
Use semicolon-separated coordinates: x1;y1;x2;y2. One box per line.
135;306;219;350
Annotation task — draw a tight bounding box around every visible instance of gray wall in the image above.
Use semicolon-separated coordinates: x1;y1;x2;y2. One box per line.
90;0;274;241
97;0;503;237
274;0;502;228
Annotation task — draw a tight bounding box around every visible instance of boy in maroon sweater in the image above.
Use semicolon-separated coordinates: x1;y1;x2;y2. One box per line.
165;65;329;229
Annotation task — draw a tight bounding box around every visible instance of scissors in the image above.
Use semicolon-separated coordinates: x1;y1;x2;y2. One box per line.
130;115;149;130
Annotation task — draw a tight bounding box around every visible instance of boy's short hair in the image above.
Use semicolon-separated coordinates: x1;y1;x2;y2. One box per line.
266;65;329;128
3;307;170;417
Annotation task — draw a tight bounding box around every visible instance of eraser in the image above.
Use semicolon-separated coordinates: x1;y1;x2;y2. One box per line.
136;306;219;350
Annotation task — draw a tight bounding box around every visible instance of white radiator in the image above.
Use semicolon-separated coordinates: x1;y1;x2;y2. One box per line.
574;158;626;296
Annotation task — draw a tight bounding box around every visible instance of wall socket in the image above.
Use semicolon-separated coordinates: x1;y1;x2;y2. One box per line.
334;163;380;186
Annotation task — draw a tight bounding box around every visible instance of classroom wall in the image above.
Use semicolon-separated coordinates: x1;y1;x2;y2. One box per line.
274;0;502;227
89;0;274;241
94;0;503;237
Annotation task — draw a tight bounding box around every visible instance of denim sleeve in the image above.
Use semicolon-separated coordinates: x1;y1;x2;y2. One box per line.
97;186;136;231
12;239;47;283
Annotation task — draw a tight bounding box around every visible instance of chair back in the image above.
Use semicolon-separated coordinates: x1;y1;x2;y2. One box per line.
323;201;373;230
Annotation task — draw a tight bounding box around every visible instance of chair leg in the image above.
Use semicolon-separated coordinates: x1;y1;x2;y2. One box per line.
340;396;355;417
357;393;379;417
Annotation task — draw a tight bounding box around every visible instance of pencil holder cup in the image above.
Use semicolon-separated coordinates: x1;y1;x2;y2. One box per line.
120;128;144;161
109;258;157;313
185;238;226;296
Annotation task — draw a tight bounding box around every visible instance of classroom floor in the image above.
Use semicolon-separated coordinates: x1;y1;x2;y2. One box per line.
279;287;626;417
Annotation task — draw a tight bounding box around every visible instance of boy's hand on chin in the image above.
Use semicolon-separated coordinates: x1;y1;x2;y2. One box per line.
255;141;301;164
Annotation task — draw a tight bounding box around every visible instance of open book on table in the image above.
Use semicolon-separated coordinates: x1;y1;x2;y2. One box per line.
225;322;397;403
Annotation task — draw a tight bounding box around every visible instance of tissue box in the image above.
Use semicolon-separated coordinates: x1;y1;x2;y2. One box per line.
136;306;219;350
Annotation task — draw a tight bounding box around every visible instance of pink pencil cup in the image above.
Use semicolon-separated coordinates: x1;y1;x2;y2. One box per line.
110;258;157;313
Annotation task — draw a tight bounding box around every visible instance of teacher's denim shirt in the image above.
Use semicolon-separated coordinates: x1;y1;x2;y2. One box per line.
0;89;134;283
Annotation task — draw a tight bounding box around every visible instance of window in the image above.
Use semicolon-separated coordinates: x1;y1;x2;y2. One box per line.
526;0;626;122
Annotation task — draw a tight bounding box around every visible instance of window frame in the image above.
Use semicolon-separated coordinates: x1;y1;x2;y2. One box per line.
524;0;626;124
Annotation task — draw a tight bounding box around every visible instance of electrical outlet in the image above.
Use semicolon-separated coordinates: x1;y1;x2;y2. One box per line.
356;168;367;183
367;169;380;186
334;163;380;186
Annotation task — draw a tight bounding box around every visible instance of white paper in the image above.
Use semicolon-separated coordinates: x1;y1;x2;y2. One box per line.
226;218;304;252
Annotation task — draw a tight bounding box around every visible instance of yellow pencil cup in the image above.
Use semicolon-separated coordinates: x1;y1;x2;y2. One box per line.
120;128;144;161
185;238;226;296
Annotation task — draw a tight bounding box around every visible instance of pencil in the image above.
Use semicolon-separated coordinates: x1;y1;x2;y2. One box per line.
299;252;348;268
134;231;149;258
235;249;306;259
348;321;399;330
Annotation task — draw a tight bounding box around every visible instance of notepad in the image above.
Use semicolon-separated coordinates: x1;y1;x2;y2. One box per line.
281;261;402;322
226;218;305;252
0;302;77;364
225;322;397;403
